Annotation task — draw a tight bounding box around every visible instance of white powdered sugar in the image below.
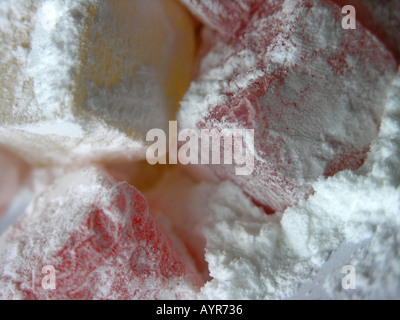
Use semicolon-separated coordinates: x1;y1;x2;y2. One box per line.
26;0;96;120
197;72;400;299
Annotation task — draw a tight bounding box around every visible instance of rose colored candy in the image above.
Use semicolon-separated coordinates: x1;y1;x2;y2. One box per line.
0;169;200;299
0;148;30;219
179;0;398;213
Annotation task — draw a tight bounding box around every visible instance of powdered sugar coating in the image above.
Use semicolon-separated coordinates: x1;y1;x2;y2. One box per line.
198;72;400;299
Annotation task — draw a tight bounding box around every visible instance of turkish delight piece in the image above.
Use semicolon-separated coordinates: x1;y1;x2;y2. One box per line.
178;0;398;212
0;169;200;299
0;148;31;220
0;0;196;166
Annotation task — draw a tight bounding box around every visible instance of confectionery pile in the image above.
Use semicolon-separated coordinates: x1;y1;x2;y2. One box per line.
0;0;399;299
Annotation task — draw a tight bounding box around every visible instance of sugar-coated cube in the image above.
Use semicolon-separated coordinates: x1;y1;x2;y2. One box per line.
0;169;200;299
0;0;196;166
179;0;398;212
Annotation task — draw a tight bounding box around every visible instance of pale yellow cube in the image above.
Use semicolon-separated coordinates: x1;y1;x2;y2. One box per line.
0;0;196;166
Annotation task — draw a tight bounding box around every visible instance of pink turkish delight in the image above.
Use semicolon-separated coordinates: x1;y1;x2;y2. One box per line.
0;169;200;299
179;0;398;213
